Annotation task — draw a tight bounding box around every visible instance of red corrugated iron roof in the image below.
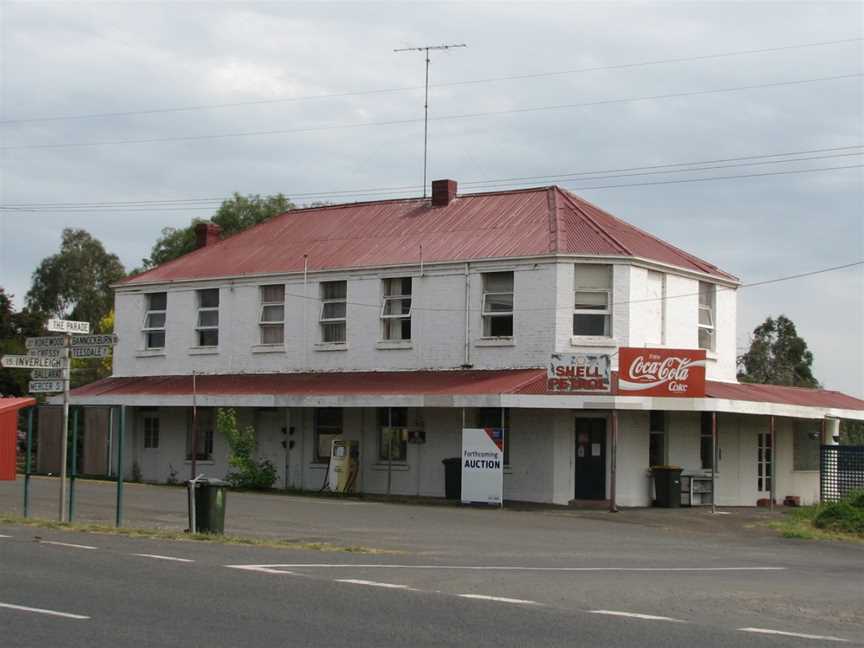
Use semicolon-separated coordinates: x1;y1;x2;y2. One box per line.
70;370;545;398
0;397;36;414
123;186;737;285
69;371;863;411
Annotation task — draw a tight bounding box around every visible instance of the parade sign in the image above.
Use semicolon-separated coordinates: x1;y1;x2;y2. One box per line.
47;318;90;334
617;348;707;397
461;428;504;505
547;353;611;393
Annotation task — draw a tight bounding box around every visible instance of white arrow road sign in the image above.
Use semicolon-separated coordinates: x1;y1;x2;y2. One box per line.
47;319;90;334
70;346;112;359
71;333;118;347
25;336;66;349
2;355;64;369
29;380;66;393
31;368;65;380
27;348;67;358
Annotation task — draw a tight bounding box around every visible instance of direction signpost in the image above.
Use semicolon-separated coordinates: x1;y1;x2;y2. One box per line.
2;318;117;523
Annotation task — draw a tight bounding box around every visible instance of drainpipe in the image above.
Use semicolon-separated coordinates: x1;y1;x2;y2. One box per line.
463;263;471;367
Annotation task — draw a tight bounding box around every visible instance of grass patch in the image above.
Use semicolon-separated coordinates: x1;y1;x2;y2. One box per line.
768;491;864;543
0;513;399;554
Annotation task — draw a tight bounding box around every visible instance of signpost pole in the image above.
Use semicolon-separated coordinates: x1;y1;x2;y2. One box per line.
58;333;70;523
191;372;197;481
24;407;33;518
711;411;717;515
69;407;79;522
115;405;125;527
609;410;618;513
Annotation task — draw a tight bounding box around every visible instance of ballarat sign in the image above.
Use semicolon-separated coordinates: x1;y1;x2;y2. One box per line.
547;353;611;393
617;348;706;397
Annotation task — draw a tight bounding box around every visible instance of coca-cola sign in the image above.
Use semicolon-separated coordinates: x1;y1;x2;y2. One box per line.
617;348;706;397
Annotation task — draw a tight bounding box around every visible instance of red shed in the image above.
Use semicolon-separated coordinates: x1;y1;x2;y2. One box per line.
0;397;36;481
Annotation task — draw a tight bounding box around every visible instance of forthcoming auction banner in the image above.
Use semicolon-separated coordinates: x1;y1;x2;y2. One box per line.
461;428;504;505
617;347;707;397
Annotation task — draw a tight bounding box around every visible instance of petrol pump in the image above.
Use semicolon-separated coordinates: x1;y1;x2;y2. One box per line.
327;439;360;493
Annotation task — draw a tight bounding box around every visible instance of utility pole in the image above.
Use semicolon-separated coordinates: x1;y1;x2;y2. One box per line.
394;43;466;198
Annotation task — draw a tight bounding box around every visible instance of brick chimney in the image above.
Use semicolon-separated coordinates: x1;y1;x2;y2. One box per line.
195;222;222;249
431;179;457;207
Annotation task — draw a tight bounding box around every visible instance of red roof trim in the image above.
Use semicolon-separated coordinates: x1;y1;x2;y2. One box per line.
0;397;37;414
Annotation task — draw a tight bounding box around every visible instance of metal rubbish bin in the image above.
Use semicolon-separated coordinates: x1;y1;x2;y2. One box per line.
442;457;461;500
652;467;683;508
187;477;227;534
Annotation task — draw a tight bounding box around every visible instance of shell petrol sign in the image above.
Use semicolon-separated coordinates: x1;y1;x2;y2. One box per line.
617;348;706;397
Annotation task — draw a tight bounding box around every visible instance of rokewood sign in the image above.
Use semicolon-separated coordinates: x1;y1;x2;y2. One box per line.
617;348;707;397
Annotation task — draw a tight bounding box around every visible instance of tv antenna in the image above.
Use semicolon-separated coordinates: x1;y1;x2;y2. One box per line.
394;42;466;198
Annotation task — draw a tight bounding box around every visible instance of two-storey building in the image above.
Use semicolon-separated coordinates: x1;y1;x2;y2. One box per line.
69;179;864;507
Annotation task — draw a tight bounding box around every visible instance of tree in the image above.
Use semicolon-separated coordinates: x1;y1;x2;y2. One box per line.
0;288;45;396
216;407;277;490
841;421;864;445
25;229;125;329
141;193;295;269
737;315;818;388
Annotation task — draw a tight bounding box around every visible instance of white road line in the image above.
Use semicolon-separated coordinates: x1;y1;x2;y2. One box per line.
590;610;686;623
335;579;418;590
39;540;97;550
131;553;194;563
739;628;849;642
0;534;12;538
225;563;786;573
0;602;90;620
459;594;541;606
228;565;298;575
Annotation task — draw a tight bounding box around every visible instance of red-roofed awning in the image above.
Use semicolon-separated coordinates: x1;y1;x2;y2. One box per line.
67;371;864;419
0;397;37;414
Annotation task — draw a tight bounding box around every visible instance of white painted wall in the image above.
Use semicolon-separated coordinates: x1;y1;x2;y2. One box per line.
113;258;738;379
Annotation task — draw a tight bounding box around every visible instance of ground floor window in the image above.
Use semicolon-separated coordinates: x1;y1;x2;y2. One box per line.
186;408;214;461
378;407;408;461
700;412;714;470
143;413;160;449
648;411;665;467
794;421;820;471
315;408;342;463
757;431;772;492
471;408;510;466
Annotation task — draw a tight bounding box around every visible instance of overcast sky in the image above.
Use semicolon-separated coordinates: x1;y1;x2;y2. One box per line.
0;1;861;395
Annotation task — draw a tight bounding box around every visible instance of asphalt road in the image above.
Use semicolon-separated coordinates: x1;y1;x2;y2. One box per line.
1;522;862;647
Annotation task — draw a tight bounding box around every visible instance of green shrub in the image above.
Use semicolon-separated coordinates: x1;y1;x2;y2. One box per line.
216;408;277;490
813;502;864;534
846;489;864;510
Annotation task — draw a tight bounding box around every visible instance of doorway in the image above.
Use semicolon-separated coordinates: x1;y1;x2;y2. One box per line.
574;418;606;500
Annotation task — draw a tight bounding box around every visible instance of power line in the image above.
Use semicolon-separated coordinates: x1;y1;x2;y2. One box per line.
1;37;858;126
2;72;860;152
232;260;864;314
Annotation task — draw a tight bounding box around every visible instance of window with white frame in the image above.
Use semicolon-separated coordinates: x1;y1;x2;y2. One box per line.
793;422;820;471
698;282;715;351
143;292;167;349
259;284;285;345
315;408;342;463
481;272;514;337
573;264;612;336
320;281;347;343
195;289;219;347
380;277;412;341
186;408;214;461
143;413;160;449
378;407;408;461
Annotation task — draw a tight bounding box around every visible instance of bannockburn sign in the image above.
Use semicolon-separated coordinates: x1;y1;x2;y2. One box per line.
547;353;611;393
617;348;707;397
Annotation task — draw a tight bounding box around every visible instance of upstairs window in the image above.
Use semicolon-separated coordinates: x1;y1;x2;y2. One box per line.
381;277;412;341
698;282;715;351
195;288;219;347
315;408;342;463
481;272;514;337
573;265;612;336
320;281;347;343
259;284;285;345
143;292;167;349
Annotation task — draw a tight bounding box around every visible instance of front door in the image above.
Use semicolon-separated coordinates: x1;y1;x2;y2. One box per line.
574;418;606;500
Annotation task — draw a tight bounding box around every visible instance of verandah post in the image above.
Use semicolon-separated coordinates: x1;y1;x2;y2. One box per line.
609;410;618;513
115;405;125;527
23;407;34;518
